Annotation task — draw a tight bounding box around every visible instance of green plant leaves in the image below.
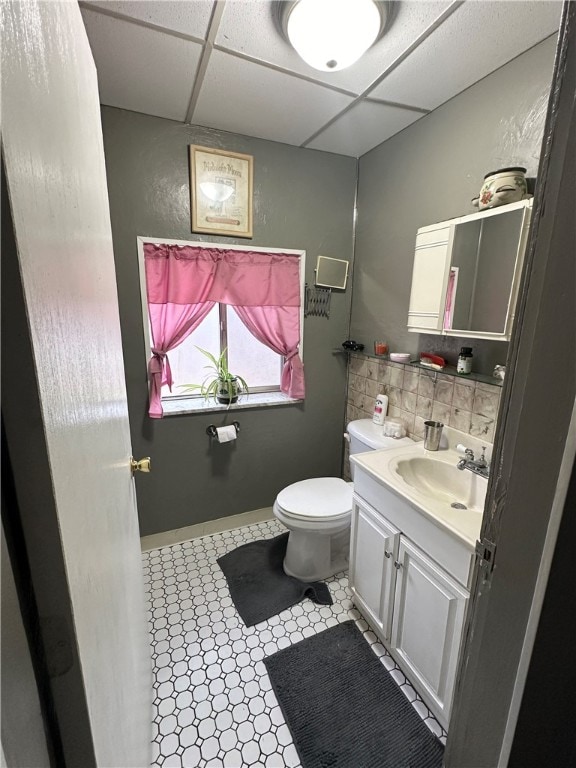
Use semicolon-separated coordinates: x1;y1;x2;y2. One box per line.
178;346;249;402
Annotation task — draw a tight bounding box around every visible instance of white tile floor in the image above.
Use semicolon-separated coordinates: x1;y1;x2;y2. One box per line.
143;519;446;768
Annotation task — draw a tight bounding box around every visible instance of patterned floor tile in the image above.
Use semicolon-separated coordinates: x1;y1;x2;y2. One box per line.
143;519;447;767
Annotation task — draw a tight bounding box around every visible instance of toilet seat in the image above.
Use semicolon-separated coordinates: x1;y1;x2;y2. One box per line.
275;478;352;523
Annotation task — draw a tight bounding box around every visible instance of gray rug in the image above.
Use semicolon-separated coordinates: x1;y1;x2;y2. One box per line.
217;533;332;627
264;620;444;768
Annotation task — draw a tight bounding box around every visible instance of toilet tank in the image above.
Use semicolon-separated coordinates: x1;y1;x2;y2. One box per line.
346;419;413;478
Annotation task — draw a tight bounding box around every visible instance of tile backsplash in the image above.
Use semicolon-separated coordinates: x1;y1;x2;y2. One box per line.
346;353;502;444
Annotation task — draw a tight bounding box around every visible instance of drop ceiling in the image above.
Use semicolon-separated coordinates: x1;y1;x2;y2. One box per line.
80;0;562;158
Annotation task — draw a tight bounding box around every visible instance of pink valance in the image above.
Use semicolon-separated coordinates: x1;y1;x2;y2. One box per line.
144;243;305;417
144;244;301;307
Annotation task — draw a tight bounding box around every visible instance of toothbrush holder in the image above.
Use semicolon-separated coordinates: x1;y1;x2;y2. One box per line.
424;421;444;451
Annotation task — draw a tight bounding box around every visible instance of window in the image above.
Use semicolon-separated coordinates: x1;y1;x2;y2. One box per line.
161;304;283;399
138;237;305;418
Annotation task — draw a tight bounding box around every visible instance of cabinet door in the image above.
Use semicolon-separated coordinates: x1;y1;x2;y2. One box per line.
390;538;468;726
445;202;532;340
503;204;532;338
407;224;453;333
349;497;400;641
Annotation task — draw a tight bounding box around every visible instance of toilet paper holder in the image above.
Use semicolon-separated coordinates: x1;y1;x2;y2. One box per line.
206;422;240;438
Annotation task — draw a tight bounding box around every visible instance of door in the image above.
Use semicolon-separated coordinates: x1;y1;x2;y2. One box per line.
349;497;399;640
407;222;454;332
390;538;468;727
446;5;575;764
1;2;151;766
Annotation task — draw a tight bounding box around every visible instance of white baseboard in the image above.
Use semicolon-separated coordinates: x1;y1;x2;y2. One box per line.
140;507;274;552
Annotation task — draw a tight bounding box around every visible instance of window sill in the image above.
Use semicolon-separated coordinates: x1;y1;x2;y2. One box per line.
161;391;303;416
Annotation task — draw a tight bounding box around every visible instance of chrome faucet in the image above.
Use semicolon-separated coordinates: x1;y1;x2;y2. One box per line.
456;446;489;478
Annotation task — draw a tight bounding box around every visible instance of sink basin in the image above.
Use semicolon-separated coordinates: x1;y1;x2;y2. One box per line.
350;432;492;546
394;456;487;512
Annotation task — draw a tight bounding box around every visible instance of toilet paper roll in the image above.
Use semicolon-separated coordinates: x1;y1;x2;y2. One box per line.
216;425;237;443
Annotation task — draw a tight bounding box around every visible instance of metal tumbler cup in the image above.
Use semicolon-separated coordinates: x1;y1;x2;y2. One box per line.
424;421;444;451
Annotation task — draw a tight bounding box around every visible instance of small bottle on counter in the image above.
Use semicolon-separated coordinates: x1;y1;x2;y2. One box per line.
457;346;473;374
372;394;388;425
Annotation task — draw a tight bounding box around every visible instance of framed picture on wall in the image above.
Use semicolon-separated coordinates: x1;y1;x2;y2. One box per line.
189;145;253;238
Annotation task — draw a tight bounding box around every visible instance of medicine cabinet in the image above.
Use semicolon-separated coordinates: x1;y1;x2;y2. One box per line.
407;199;532;340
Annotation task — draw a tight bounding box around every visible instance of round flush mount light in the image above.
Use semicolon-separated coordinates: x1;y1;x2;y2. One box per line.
278;0;389;72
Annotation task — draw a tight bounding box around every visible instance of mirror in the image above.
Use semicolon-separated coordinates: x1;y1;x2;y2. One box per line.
407;201;531;340
315;255;349;290
444;206;527;336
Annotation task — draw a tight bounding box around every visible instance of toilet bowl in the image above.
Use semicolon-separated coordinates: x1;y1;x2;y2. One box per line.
273;420;413;582
274;477;353;582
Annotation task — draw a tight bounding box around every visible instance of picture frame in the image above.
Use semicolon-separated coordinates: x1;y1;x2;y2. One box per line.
189;145;253;238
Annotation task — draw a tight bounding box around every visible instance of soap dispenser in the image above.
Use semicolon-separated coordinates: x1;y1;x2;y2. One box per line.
372;394;388;425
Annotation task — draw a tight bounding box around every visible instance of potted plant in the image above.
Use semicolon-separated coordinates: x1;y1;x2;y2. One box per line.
180;347;248;405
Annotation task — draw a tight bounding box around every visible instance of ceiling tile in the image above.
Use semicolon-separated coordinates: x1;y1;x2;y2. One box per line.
81;9;203;121
307;100;424;157
83;1;214;39
192;50;354;146
370;1;562;110
216;1;454;97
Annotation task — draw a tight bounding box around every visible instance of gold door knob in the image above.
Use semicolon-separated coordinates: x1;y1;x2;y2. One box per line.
130;457;151;475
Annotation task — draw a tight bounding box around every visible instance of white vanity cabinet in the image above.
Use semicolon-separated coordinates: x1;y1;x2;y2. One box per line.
407;199;532;341
349;497;400;641
349;481;474;728
390;538;469;726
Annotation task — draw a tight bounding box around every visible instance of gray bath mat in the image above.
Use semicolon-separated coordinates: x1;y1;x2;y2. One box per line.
217;532;332;627
264;620;444;768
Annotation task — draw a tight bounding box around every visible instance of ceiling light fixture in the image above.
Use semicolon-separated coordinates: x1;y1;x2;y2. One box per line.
280;0;388;72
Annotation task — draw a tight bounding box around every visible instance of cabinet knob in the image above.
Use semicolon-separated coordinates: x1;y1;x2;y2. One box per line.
384;550;392;559
394;561;402;570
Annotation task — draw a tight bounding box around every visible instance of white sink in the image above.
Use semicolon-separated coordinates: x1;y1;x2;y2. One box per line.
394;456;487;512
350;431;491;547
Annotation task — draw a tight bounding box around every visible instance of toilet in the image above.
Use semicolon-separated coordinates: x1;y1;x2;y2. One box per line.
273;419;413;582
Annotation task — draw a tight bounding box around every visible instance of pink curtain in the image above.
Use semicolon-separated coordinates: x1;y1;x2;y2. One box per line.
233;306;304;398
147;301;215;418
144;243;304;417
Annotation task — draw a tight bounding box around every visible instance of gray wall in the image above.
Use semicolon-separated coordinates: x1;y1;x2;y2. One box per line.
351;35;557;374
101;108;357;536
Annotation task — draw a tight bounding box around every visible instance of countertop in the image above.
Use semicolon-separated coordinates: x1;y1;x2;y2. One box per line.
351;438;488;548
